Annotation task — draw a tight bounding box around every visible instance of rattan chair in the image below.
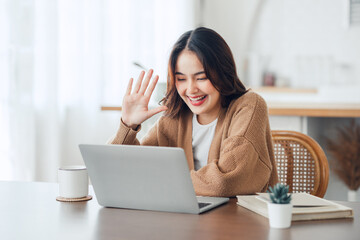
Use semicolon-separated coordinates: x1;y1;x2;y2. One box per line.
271;130;329;198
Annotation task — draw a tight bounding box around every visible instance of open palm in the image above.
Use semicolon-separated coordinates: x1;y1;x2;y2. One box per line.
121;69;167;129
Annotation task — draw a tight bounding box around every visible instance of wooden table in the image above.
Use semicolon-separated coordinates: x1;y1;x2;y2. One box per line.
266;102;360;118
1;181;359;240
253;87;360;117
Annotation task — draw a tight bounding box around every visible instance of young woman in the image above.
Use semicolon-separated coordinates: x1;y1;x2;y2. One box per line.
110;27;278;197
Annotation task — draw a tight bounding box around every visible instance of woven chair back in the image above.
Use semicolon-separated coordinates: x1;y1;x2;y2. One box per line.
271;130;329;198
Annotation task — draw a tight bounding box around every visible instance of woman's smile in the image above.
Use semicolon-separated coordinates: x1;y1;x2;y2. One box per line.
187;95;207;106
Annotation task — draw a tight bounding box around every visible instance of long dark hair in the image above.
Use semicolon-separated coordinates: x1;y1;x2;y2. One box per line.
161;27;247;118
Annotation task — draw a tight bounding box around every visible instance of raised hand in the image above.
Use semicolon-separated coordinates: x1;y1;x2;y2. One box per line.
121;69;168;129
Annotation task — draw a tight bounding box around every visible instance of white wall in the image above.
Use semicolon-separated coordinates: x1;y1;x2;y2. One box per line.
200;0;248;83
201;0;360;88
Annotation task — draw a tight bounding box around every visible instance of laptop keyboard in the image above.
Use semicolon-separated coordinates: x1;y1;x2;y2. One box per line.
198;202;211;209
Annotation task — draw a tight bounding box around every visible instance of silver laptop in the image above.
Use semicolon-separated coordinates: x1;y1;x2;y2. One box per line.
79;144;229;214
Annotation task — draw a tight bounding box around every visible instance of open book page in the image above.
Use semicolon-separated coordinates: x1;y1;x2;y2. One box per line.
236;194;353;221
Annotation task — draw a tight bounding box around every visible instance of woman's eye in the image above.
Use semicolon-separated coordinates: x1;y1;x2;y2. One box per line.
197;78;207;80
176;78;186;81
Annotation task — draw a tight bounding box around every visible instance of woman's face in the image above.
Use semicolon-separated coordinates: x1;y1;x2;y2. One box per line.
175;50;221;125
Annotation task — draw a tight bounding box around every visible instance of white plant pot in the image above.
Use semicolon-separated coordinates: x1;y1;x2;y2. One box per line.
267;203;292;228
348;189;360;202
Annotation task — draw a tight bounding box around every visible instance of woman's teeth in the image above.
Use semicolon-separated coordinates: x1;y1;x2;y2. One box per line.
189;96;206;101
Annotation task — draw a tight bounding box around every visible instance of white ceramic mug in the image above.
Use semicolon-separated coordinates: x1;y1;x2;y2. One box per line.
58;165;89;199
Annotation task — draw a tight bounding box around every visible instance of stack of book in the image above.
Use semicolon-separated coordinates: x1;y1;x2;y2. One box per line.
236;193;353;221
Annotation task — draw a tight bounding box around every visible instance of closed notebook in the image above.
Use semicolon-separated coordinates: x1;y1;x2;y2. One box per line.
236;193;353;221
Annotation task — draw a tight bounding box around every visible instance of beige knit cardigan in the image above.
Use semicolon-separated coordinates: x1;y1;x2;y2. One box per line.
110;91;278;197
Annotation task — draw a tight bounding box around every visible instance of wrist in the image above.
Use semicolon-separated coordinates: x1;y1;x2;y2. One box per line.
121;118;139;130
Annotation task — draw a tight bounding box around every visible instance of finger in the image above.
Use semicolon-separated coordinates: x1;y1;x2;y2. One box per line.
144;74;159;97
125;78;133;96
133;70;145;93
147;106;168;118
139;69;153;94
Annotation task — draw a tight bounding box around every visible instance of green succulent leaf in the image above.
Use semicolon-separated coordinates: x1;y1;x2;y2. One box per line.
268;183;292;204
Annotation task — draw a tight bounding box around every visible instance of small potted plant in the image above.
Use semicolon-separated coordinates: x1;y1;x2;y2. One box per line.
267;183;292;228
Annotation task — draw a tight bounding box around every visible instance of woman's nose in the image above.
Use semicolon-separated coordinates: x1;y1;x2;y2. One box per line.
187;80;198;93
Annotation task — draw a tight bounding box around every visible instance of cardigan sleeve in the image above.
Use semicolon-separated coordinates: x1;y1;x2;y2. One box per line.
190;95;275;197
109;118;163;146
109;119;141;145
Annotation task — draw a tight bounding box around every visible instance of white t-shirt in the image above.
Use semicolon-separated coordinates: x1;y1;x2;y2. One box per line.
192;114;218;171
